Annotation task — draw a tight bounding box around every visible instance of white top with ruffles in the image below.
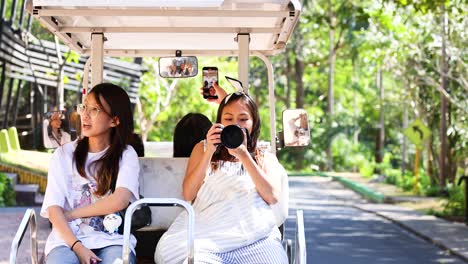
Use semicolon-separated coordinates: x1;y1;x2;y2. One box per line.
155;158;283;264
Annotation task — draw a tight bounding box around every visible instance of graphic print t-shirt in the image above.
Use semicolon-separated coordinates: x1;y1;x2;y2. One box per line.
40;141;140;255
70;178;105;234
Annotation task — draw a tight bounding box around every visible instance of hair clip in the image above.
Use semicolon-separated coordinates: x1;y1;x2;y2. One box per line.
224;93;234;104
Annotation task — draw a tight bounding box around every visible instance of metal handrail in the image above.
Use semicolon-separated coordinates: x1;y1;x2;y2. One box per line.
122;198;195;264
9;208;38;264
294;210;306;264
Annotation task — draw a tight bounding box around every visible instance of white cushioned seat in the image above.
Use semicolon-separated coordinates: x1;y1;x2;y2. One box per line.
138;157;189;230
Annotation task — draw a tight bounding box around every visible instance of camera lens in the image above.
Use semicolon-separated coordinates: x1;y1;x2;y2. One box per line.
220;125;244;149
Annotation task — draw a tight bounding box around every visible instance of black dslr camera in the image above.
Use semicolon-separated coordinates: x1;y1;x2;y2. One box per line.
219;125;249;149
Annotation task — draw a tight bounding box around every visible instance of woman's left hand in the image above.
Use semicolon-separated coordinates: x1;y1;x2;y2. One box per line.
226;128;249;159
227;144;249;159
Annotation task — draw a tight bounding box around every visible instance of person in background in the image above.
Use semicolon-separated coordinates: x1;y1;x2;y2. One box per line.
173;82;229;158
44;111;71;148
69;110;81;140
173;113;212;158
41;83;140;264
156;92;288;264
130;133;145;157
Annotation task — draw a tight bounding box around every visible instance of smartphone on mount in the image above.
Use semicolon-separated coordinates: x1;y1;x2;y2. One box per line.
202;67;218;99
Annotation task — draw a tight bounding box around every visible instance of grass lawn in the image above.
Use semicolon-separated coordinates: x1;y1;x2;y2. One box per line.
0;150;52;174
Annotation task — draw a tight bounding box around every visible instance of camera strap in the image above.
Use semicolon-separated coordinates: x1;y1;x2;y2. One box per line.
242;127;251;146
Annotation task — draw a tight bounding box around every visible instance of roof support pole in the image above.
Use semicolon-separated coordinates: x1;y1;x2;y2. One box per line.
237;33;250;92
253;52;276;154
91;33;104;88
82;58;91;102
54;36;65;110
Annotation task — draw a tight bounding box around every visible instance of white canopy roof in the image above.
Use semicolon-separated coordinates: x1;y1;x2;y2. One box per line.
28;0;301;57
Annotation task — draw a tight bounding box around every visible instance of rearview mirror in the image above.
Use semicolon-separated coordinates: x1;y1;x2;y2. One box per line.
43;110;75;148
159;56;198;78
282;109;310;147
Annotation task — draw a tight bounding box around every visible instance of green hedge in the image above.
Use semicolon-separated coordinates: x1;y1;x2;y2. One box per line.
0;172;15;206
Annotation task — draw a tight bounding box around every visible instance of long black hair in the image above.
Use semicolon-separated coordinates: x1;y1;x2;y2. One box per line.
211;92;260;162
74;83;134;196
173;113;212;157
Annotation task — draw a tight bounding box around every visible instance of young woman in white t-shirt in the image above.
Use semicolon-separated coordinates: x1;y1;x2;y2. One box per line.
41;83;140;264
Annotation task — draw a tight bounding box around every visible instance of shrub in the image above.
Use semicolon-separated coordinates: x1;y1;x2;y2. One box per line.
443;182;465;217
399;172;415;192
359;160;375;178
0;172;15;206
384;168;401;183
422;185;441;197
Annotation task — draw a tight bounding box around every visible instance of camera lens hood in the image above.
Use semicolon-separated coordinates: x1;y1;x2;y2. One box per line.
220;125;245;149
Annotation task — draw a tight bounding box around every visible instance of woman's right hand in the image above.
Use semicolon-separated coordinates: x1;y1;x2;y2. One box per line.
73;243;102;264
199;82;228;104
211;82;228;103
205;123;223;153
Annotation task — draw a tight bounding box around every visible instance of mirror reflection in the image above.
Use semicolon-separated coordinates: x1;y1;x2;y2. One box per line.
69;110;81;140
159;56;198;78
283;109;310;147
43;110;72;148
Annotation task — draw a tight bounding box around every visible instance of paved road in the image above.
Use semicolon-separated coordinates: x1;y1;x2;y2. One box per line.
284;176;466;264
4;176;466;264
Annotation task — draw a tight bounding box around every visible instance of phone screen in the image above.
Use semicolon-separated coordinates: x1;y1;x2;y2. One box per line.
202;67;218;99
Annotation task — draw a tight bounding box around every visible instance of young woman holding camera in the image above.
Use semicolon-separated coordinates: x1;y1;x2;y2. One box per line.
155;92;288;263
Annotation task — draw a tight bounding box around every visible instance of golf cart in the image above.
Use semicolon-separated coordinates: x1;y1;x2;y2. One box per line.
10;1;307;263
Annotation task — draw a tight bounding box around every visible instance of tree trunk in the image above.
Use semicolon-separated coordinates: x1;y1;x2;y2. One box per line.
294;58;304;108
375;68;384;172
431;142;440;181
427;135;434;184
293;44;305;170
326;0;335;171
285;52;292;108
352;59;359;172
447;112;458;183
439;5;448;190
54;36;65;110
402;85;408;176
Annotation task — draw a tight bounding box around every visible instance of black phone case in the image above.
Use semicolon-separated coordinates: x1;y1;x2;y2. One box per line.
202;67;218;99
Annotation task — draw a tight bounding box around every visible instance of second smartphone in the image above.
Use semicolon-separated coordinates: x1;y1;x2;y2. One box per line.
202;67;218;99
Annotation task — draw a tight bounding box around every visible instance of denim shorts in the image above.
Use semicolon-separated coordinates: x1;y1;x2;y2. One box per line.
45;245;136;264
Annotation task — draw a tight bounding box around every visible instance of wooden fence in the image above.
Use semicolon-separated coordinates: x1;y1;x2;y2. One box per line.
0;14;145;149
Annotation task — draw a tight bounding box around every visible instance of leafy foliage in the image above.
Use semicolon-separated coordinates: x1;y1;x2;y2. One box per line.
0;173;16;207
133;1;466;189
136;57;240;141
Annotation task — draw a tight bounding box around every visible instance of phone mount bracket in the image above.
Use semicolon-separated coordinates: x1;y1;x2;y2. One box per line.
234;33;251;43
